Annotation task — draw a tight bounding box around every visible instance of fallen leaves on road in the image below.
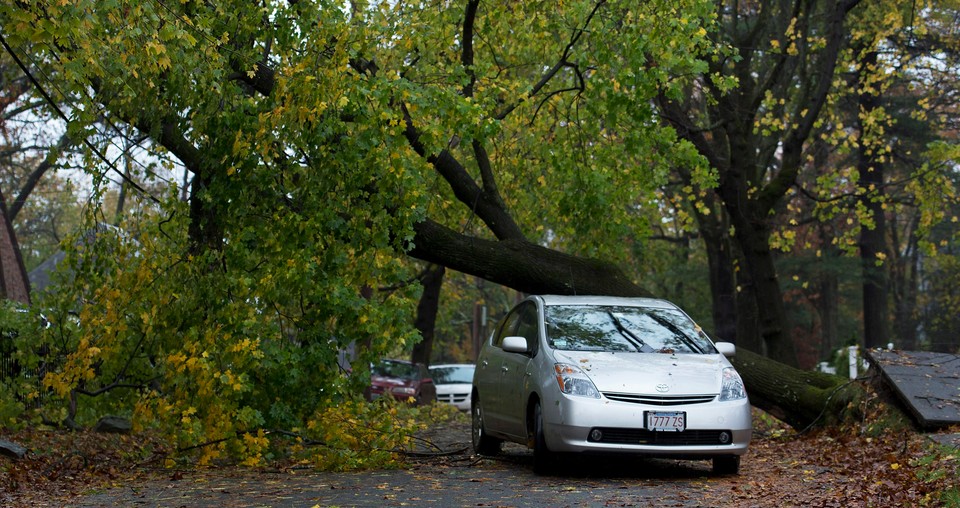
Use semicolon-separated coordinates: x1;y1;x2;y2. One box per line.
1;408;958;507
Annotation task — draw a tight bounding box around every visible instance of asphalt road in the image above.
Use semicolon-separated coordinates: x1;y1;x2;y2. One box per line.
70;421;727;508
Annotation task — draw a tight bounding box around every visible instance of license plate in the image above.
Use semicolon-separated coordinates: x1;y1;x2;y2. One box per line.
645;411;685;432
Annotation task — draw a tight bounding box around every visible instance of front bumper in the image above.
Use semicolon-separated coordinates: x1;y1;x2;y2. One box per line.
436;390;471;411
543;395;751;458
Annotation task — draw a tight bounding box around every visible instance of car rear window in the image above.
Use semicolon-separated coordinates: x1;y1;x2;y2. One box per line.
544;305;717;354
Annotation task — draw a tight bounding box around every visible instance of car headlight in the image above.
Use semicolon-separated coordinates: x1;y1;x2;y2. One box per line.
554;363;601;398
393;387;416;395
719;367;747;401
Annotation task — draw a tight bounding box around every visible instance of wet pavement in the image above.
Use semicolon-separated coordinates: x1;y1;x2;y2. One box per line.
70;423;722;508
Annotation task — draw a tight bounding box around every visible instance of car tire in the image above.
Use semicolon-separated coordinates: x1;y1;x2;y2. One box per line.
471;395;502;456
532;401;556;475
712;455;740;475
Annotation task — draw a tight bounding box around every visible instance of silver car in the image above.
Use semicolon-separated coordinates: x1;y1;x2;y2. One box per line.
471;295;751;475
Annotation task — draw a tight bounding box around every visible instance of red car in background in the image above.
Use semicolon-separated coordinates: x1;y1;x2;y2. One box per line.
365;359;437;406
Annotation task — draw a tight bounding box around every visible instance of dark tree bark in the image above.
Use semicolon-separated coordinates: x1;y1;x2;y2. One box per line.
677;165;738;344
856;49;890;350
891;213;920;350
703;226;738;343
730;348;863;429
816;248;840;361
0;188;30;304
408;219;649;298
411;264;445;367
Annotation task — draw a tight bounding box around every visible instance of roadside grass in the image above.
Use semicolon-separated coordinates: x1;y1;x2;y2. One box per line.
912;440;960;507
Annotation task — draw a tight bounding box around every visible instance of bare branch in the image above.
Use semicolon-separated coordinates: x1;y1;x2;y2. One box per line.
461;0;480;98
494;0;607;121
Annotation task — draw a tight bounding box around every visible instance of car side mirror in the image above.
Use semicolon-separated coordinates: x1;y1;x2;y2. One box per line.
502;335;528;354
715;342;736;358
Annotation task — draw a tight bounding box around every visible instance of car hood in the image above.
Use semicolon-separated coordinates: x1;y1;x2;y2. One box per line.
434;382;471;393
370;376;416;389
552;350;728;395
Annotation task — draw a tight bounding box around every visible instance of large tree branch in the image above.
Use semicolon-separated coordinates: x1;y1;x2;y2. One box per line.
461;0;480;99
408;218;649;297
757;0;863;214
401;104;524;240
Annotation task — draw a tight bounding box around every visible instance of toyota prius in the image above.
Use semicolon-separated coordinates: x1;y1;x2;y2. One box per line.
471;295;751;475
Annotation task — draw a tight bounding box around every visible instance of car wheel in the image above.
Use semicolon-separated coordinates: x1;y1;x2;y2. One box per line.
713;455;740;475
471;395;501;456
532;401;555;475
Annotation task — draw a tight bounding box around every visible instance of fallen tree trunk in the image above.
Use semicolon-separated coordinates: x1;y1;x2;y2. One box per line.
731;348;865;429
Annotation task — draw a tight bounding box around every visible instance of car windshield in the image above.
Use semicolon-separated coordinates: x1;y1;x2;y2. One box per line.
372;361;418;380
544;305;717;354
430;366;474;384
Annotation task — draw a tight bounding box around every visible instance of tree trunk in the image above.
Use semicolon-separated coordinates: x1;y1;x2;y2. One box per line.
731;211;798;365
817;256;840;361
411;264;445;367
891;213;920;350
857;49;889;350
691;188;738;343
703;227;737;343
731;348;863;429
0;188;31;304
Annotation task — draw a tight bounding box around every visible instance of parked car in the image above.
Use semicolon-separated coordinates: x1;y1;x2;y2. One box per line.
365;359;437;405
471;295;751;475
429;364;475;411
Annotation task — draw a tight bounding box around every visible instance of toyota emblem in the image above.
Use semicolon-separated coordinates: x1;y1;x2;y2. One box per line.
655;383;670;393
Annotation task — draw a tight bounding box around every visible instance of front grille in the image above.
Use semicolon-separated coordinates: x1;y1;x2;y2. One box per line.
437;393;469;403
602;392;716;405
589;427;733;446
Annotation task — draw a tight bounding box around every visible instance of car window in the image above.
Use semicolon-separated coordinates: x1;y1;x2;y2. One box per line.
372;361;419;379
429;366;475;384
493;307;523;347
544;305;716;354
514;302;539;356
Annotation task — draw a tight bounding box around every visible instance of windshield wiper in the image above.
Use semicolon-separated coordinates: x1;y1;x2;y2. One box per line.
647;313;706;354
606;311;653;353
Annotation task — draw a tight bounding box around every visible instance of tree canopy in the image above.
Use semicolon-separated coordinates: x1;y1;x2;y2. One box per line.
0;0;734;463
1;0;958;464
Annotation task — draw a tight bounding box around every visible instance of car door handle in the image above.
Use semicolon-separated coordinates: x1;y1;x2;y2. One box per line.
501;365;509;372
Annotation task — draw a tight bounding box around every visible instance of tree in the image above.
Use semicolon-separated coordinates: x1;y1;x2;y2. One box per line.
655;0;870;366
3;0;725;458
809;0;960;353
0;0;952;456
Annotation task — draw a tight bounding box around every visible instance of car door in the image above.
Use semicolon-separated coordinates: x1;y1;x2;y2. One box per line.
474;308;522;433
497;301;539;440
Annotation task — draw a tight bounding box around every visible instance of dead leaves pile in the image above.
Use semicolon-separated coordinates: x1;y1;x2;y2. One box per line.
1;427;169;508
724;421;959;507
